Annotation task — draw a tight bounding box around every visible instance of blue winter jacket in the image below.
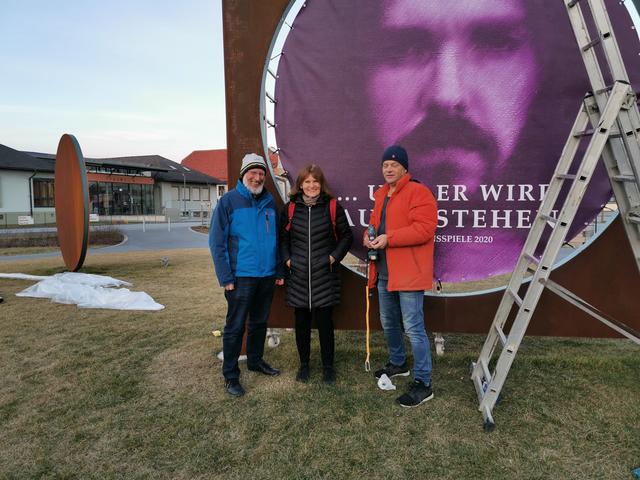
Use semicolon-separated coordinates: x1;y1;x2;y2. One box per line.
209;180;279;286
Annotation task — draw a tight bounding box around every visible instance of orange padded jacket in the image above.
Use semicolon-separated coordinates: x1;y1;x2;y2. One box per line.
367;173;438;291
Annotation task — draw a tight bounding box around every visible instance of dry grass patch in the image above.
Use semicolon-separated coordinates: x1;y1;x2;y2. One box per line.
0;249;638;479
0;227;125;257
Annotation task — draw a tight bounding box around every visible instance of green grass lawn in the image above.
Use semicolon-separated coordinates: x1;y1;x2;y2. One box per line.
0;249;638;479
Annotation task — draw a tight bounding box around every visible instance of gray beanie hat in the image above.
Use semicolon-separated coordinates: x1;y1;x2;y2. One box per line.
240;153;267;178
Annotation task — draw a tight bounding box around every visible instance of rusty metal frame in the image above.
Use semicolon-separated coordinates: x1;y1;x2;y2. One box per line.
222;0;640;336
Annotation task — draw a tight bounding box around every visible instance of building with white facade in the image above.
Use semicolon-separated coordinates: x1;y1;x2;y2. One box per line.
0;144;224;227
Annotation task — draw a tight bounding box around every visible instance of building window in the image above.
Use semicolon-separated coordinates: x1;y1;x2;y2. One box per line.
130;184;143;215
192;187;201;201
33;179;55;207
89;182;99;214
202;188;210;201
88;182;155;216
181;186;190;201
113;184;131;215
171;186;180;201
217;185;227;198
142;184;154;214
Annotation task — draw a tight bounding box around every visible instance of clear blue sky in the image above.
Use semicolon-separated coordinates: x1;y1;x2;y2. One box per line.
0;0;225;162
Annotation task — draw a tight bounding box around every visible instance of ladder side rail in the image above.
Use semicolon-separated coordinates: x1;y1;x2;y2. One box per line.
601;123;640;232
544;278;640;344
565;0;609;93
479;83;630;412
586;0;631;82
543;83;631;224
586;100;640;269
612;109;640;270
470;105;592;383
619;101;640;186
613;106;640;209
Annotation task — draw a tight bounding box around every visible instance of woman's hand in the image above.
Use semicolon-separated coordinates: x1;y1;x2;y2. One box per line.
329;255;336;265
286;259;291;268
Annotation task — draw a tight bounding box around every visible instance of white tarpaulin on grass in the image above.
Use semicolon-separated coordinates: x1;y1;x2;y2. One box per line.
2;272;164;311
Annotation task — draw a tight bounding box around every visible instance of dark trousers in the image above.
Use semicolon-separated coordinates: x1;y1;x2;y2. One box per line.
295;307;334;367
222;276;275;380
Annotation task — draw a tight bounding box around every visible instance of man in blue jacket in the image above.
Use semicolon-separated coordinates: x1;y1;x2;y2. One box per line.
209;153;284;397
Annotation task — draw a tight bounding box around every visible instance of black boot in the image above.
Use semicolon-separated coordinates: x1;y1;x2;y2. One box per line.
296;363;310;383
322;366;336;385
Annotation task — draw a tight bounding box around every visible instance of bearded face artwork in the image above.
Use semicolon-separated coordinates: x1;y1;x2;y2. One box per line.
273;0;640;283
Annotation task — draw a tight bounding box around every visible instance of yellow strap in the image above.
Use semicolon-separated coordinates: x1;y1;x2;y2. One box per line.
365;283;371;372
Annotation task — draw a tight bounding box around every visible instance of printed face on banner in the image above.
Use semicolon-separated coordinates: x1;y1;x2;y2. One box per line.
273;0;639;283
368;0;538;196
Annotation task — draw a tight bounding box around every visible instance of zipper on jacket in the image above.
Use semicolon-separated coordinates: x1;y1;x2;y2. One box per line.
265;209;269;233
308;205;312;311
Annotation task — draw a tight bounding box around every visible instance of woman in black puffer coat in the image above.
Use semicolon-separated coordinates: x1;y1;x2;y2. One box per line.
280;164;353;384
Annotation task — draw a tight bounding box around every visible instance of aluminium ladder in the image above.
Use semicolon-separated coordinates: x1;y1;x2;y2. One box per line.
470;0;640;432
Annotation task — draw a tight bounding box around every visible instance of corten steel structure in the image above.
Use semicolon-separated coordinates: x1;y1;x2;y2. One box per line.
54;133;89;272
221;0;640;337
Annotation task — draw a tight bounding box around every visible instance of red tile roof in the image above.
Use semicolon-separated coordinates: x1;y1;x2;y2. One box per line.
182;149;228;182
181;149;280;182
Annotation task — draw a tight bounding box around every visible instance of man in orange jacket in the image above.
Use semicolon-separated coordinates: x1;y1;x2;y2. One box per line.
364;145;438;407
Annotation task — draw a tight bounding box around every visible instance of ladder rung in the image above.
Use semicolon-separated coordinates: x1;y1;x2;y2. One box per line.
612;174;637;182
540;213;557;226
508;288;523;307
581;36;601;52
573;128;621;138
494;324;507;347
524;252;540;265
594;85;614;95
556;173;577;180
573;129;594;138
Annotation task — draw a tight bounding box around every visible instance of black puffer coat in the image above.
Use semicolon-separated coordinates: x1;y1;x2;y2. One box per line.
280;193;353;309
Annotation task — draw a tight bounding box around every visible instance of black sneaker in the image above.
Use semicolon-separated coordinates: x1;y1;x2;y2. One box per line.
396;380;433;408
296;364;310;383
224;378;245;397
374;361;410;380
322;366;336;385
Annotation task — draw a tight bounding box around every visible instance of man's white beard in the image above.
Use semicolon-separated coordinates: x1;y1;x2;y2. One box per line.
243;177;264;195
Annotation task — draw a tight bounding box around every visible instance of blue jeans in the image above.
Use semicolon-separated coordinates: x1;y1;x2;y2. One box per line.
377;279;432;384
222;276;275;380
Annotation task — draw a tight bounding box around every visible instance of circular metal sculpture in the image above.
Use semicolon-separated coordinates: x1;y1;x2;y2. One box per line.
268;0;640;285
55;133;89;271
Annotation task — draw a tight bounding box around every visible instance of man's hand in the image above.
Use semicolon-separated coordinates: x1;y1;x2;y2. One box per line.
286;259;291;268
275;279;284;286
363;232;372;248
329;255;336;265
370;234;388;249
224;283;235;291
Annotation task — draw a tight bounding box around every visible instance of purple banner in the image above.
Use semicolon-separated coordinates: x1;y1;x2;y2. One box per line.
274;0;640;282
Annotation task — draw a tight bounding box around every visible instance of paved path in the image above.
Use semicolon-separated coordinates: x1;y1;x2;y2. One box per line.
0;221;209;262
